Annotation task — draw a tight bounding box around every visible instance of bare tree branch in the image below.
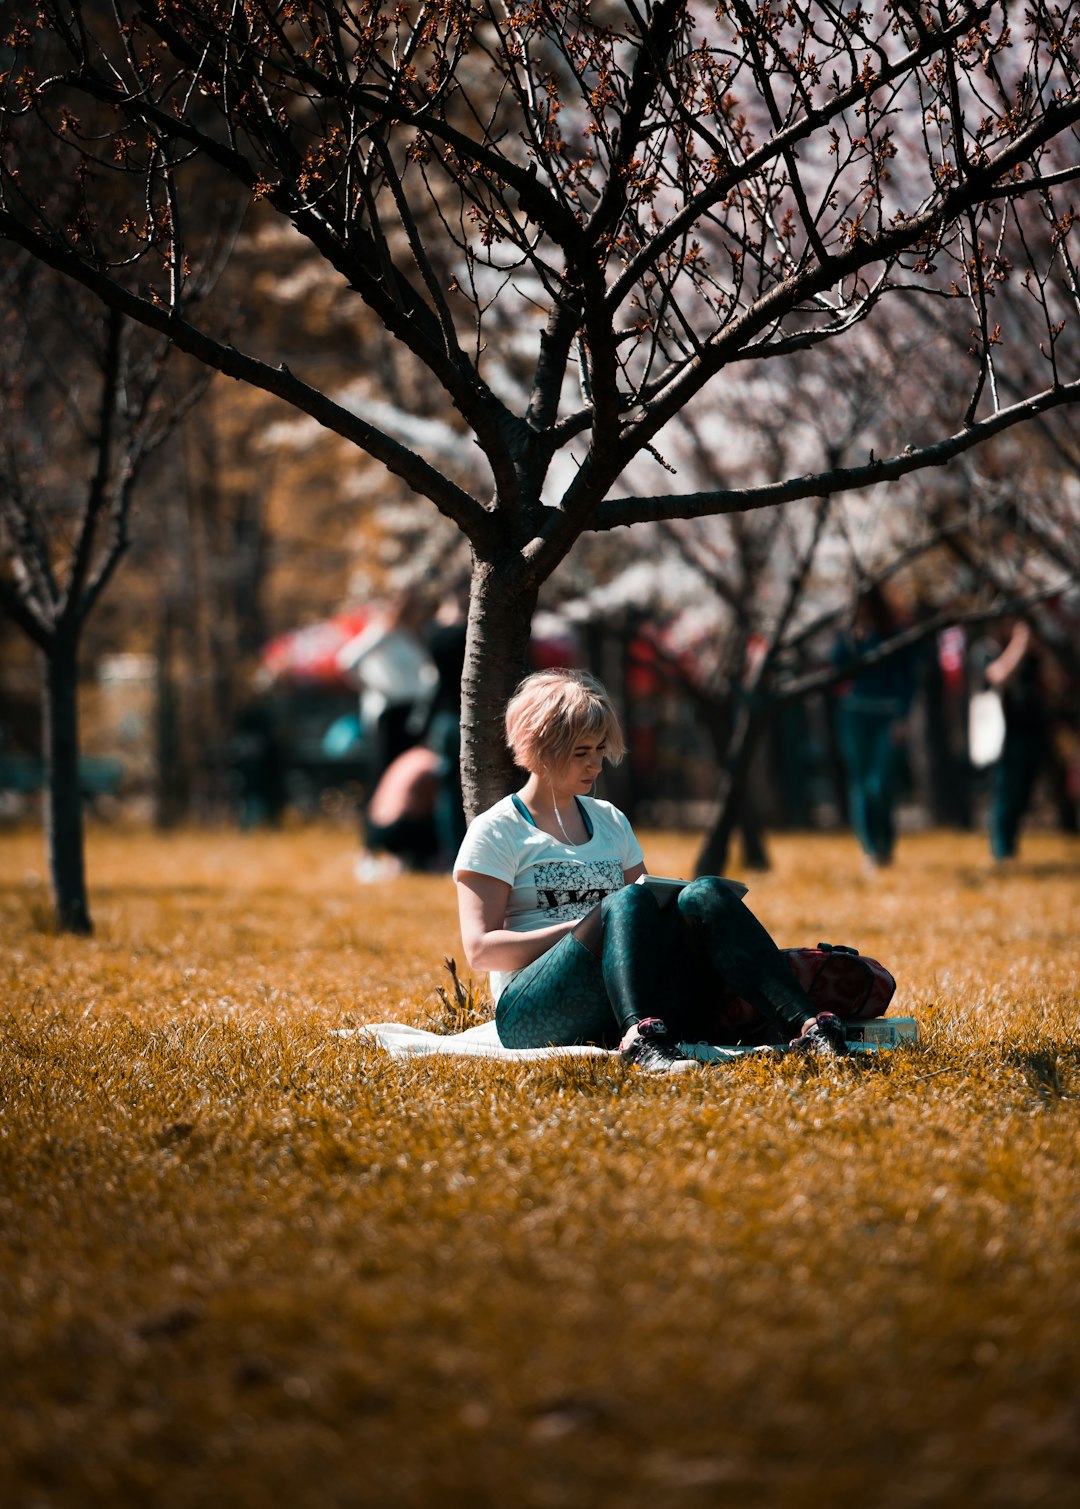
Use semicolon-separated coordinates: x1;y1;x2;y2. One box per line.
593;377;1080;530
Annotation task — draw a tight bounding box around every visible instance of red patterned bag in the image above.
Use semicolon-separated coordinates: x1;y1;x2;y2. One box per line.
718;942;896;1033
783;942;896;1020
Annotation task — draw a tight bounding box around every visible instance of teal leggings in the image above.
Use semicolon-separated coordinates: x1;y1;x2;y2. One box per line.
495;878;814;1049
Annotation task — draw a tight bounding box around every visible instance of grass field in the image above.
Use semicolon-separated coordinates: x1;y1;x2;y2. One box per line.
2;823;1078;1508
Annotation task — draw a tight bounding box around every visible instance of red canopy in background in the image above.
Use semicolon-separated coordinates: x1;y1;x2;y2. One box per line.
260;608;372;694
261;606;587;694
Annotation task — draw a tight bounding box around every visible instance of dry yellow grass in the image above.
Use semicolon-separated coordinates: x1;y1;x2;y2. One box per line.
2;823;1078;1509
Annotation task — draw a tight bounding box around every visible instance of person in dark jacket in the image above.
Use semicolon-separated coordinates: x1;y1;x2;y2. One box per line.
980;619;1050;860
832;586;918;871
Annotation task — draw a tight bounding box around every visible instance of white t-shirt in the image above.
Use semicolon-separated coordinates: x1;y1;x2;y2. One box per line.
336;623;438;720
454;793;644;1003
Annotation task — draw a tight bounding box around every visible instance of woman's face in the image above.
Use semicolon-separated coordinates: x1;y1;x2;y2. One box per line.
548;733;607;794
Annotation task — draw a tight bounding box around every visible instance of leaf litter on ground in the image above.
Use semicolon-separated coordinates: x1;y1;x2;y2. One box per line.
1;823;1078;1509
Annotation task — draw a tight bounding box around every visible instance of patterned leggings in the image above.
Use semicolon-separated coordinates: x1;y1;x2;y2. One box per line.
495;877;815;1049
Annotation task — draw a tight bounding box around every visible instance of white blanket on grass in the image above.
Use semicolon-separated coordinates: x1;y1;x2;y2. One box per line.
347;1019;769;1063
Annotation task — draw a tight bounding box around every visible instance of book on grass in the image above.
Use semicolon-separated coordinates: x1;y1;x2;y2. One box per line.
680;1018;920;1062
635;873;749;907
843;1017;920;1048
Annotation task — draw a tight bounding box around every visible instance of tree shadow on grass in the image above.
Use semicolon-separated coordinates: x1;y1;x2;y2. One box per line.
956;860;1080;889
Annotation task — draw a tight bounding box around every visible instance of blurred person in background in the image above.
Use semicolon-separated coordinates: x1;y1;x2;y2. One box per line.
357;744;442;880
337;589;438;790
976;618;1051;862
227;696;286;829
832;585;918;873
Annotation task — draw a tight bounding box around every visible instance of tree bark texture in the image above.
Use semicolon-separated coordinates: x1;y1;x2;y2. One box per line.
460;559;539;820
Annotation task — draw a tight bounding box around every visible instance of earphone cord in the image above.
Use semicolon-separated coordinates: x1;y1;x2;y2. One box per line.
551;784;574;845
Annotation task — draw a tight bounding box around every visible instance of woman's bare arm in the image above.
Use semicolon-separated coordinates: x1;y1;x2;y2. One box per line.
455;872;578;972
985;622;1032;689
457;859;647;972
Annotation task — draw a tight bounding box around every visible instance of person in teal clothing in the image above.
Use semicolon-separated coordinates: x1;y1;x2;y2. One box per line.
832;586;918;871
453;668;850;1072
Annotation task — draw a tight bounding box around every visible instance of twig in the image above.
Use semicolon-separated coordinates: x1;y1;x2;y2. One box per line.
906;1061;963;1083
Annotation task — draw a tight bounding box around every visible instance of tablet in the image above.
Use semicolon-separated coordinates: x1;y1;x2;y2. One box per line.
634;874;749;907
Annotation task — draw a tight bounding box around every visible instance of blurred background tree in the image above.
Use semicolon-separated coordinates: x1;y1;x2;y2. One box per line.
0;250;207;929
2;2;1079;902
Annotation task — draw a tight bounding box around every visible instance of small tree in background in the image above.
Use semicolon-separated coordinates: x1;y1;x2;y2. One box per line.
0;255;201;931
3;1;1079;817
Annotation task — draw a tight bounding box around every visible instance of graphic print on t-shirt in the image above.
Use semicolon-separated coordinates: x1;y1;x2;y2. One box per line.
533;859;625;920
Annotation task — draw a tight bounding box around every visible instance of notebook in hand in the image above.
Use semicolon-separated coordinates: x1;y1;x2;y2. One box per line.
635;874;749;907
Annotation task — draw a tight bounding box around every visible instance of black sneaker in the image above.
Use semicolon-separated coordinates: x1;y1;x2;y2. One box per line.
619;1018;694;1074
789;1012;849;1057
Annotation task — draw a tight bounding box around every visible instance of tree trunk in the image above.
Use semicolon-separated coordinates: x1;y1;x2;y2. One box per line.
460;558;539;819
693;703;766;878
155;603;186;827
42;635;92;935
738;792;770;871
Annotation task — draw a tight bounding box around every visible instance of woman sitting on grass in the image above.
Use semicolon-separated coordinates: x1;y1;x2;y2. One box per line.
453;669;847;1073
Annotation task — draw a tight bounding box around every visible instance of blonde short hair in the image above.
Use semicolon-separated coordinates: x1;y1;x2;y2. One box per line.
505;669;626;774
